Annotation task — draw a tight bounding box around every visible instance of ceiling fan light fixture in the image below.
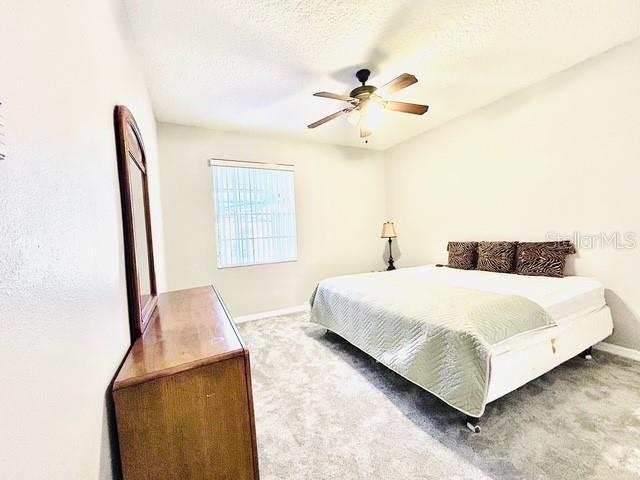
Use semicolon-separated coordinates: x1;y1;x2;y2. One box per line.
360;100;384;131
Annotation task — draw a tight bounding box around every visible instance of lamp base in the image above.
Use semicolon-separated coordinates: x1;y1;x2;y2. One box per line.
386;237;396;271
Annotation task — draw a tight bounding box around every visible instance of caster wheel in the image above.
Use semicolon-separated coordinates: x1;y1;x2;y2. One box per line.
466;422;481;433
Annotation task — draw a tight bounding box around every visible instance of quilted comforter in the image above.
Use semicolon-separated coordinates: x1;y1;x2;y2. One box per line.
310;269;555;417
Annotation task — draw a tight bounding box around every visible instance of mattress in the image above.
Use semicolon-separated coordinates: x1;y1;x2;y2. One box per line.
398;265;605;324
395;265;607;356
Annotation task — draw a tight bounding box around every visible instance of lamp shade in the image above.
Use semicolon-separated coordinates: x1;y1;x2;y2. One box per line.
381;222;397;238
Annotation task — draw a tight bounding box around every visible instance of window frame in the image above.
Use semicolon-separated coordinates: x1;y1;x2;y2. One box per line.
210;158;298;269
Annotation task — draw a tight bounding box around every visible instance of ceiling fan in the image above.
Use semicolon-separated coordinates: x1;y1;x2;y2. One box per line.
307;69;429;140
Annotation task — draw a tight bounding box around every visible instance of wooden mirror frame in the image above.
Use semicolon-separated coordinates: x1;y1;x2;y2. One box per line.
114;105;158;342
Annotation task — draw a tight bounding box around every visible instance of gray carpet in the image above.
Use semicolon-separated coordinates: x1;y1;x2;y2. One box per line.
238;313;640;480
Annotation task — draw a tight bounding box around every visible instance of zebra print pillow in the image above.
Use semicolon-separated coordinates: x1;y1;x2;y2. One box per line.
476;241;517;273
447;241;478;270
515;241;576;277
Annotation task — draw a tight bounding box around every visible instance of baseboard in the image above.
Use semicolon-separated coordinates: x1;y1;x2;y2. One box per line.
234;304;309;323
594;342;640;362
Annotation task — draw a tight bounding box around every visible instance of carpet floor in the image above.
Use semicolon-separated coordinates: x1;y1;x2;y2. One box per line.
238;313;640;480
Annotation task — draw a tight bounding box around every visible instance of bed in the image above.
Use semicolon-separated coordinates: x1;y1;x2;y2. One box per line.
310;265;613;432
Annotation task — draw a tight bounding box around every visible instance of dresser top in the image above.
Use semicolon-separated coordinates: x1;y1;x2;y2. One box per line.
113;286;245;390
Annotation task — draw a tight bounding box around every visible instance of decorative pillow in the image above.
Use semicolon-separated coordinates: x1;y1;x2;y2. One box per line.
476;241;517;273
447;241;478;270
515;241;576;277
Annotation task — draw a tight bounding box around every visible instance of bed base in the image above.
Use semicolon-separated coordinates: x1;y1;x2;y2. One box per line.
464;346;596;433
486;307;611;403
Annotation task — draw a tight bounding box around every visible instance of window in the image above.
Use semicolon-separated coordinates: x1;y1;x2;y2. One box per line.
211;159;298;268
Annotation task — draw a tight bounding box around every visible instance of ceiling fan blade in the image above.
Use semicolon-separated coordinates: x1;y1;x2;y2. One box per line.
377;73;418;96
385;101;429;115
313;92;355;102
307;108;352;129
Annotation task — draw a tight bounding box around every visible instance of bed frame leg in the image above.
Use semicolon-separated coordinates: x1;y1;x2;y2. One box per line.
465;416;481;433
579;347;593;360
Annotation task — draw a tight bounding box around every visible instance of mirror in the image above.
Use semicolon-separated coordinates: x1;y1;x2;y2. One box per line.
129;159;152;309
114;105;158;342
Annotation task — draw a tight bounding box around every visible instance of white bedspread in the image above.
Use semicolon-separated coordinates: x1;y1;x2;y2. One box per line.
310;266;559;416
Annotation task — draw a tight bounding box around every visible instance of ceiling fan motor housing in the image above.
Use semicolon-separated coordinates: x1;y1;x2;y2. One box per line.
350;85;377;100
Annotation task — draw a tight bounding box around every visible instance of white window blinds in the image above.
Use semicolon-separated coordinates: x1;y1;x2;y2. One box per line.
211;159;298;268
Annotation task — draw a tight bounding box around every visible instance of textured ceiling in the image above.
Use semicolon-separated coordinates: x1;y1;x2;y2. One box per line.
125;0;640;150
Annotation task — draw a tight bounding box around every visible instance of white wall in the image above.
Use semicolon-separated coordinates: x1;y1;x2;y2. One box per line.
3;2;637;477
385;38;640;350
157;123;386;316
0;1;164;479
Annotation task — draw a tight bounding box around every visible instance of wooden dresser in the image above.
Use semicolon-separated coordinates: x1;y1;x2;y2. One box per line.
113;286;259;480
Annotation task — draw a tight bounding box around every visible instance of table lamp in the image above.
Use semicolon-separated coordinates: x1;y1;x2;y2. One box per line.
381;222;397;271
